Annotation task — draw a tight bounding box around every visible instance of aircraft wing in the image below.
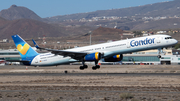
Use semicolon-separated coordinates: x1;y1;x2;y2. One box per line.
32;40;87;60
40;48;87;59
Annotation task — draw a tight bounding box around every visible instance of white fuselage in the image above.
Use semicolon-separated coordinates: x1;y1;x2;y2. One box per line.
31;35;178;66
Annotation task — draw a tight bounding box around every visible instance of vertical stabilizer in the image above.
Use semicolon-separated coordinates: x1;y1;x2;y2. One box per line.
12;35;39;61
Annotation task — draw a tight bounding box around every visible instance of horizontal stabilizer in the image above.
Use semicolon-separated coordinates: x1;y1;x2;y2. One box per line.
32;39;40;49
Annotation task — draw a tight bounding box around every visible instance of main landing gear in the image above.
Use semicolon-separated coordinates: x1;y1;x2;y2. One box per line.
79;61;88;70
92;60;100;70
92;65;100;70
79;65;88;70
79;60;100;70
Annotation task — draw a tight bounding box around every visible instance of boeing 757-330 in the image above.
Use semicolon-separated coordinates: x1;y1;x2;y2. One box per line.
11;34;178;70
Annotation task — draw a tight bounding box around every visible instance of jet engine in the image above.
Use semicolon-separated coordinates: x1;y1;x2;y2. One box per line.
84;52;101;61
104;54;123;62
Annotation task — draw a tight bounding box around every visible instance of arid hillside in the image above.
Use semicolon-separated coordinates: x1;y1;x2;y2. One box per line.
0;5;42;21
0;18;66;39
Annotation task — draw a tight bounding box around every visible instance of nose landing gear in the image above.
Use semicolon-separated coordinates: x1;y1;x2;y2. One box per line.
157;48;166;58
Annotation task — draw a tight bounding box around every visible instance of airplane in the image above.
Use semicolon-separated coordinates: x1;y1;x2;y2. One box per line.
11;34;178;70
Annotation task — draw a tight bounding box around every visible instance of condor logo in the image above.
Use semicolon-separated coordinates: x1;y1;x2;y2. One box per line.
130;38;155;47
17;43;30;55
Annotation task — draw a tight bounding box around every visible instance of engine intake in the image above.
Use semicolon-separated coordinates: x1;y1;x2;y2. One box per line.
104;54;123;62
84;52;101;61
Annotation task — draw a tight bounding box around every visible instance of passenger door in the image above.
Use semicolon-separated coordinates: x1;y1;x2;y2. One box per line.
157;37;161;44
127;40;131;48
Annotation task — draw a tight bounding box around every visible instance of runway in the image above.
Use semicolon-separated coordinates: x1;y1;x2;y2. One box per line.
0;65;179;100
0;65;179;76
0;72;179;76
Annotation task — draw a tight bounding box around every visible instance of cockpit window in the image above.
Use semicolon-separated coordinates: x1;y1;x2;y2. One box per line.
165;37;172;39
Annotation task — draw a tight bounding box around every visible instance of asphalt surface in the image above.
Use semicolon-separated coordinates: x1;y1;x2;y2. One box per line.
0;72;179;76
0;65;180;76
0;65;179;101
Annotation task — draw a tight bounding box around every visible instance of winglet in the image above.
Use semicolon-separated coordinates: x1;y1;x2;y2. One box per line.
32;39;40;49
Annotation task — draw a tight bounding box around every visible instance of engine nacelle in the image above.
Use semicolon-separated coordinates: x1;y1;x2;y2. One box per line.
104;54;123;62
84;52;101;61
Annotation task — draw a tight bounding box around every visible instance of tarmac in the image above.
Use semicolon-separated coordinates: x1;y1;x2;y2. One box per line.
0;65;179;101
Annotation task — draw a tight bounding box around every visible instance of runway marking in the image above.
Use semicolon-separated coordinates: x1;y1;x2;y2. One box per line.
9;69;44;73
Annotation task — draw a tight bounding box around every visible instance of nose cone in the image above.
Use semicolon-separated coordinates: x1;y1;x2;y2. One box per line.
174;39;178;44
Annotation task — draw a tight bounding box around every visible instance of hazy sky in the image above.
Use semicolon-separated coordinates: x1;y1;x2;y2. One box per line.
0;0;173;18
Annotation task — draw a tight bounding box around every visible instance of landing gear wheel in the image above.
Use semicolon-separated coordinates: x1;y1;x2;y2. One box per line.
84;65;88;69
92;66;97;70
96;65;100;69
80;66;84;70
157;55;161;58
80;65;88;70
92;65;100;70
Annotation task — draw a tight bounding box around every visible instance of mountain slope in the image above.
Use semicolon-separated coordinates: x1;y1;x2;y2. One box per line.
0;16;6;21
46;0;180;21
44;0;180;30
65;27;126;42
132;18;180;30
0;5;42;21
0;19;67;39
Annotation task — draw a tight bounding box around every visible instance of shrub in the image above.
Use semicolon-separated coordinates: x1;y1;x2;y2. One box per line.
36;97;45;101
120;93;134;100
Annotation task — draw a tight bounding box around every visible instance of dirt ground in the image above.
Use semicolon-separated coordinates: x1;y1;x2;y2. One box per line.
0;65;179;101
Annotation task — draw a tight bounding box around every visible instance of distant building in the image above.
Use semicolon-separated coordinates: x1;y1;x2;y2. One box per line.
0;49;21;62
122;49;180;65
157;31;166;34
122;33;134;36
0;48;180;65
0;39;9;43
